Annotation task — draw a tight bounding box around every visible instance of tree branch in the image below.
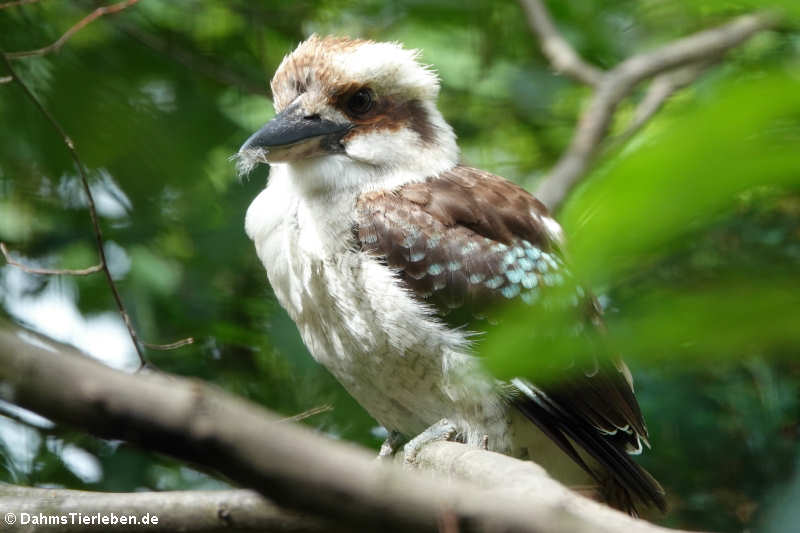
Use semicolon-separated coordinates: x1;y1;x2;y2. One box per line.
141;337;196;351
0;51;147;368
115;21;272;98
520;0;603;86
279;404;333;423
525;7;779;210
0;485;333;532
518;0;603;86
0;0;43;9
0;324;694;533
0;242;103;275
0;50;193;362
5;0;140;59
413;441;664;532
612;61;716;146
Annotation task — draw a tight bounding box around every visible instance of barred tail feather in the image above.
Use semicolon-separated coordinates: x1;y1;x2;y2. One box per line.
510;378;667;514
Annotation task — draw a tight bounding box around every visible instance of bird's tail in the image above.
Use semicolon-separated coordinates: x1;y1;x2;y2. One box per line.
510;384;667;515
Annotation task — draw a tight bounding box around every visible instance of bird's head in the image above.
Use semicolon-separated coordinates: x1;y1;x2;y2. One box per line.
237;35;458;194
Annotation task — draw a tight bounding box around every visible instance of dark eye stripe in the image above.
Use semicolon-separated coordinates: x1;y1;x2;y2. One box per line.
347;88;374;116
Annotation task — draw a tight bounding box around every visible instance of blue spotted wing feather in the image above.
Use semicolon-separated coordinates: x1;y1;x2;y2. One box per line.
356;166;564;324
355;165;665;513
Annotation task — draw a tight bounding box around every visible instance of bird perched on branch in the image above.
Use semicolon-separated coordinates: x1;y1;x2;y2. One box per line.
238;35;665;514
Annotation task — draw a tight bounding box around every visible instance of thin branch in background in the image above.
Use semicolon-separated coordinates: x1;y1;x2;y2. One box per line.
143;337;195;351
612;61;715;146
280;404;334;424
0;56;195;361
1;0;198;361
116;21;271;97
5;0;140;59
1;242;103;275
0;52;148;368
0;0;43;9
519;0;604;86
521;0;779;210
1;240;195;353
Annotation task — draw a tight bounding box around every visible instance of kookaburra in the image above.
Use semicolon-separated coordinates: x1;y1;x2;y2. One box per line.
238;35;666;514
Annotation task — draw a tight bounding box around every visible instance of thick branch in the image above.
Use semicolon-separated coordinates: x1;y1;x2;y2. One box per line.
0;325;692;533
0;485;330;532
518;0;603;86
530;11;778;210
414;442;659;532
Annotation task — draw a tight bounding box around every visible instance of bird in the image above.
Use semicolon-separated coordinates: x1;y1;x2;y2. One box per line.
237;35;666;515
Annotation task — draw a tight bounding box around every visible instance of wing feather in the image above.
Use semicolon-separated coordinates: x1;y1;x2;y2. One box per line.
355;164;665;512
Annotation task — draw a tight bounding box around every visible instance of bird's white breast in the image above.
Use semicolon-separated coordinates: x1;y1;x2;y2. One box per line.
245;167;509;445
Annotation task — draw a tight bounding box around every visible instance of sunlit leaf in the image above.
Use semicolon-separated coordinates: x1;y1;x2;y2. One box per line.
562;72;800;286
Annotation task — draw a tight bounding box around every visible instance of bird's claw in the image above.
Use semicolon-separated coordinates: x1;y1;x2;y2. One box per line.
402;418;458;467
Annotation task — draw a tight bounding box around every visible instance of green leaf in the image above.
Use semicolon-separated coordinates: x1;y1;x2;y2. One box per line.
562;71;800;286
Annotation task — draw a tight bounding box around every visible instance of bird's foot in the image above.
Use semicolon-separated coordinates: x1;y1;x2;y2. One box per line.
402;418;457;467
376;430;405;461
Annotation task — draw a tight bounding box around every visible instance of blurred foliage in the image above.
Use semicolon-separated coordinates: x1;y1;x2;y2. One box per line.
486;72;800;377
0;1;798;531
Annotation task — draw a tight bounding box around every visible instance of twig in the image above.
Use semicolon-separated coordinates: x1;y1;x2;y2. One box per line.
280;404;333;424
1;242;103;275
518;0;603;87
142;337;195;351
0;400;55;430
612;61;715;146
0;75;12;83
0;51;148;368
5;0;140;59
0;0;43;9
528;10;779;210
1;242;195;355
116;21;272;97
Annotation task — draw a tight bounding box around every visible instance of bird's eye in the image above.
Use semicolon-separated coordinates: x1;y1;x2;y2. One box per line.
346;88;374;116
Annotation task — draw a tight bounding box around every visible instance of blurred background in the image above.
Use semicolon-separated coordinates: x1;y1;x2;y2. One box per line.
1;1;799;531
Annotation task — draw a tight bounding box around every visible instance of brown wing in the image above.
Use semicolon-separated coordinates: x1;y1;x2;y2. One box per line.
355;164;665;512
356;165;561;320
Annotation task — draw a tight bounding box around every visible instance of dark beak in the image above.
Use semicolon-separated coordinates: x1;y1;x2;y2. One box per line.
238;103;351;163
